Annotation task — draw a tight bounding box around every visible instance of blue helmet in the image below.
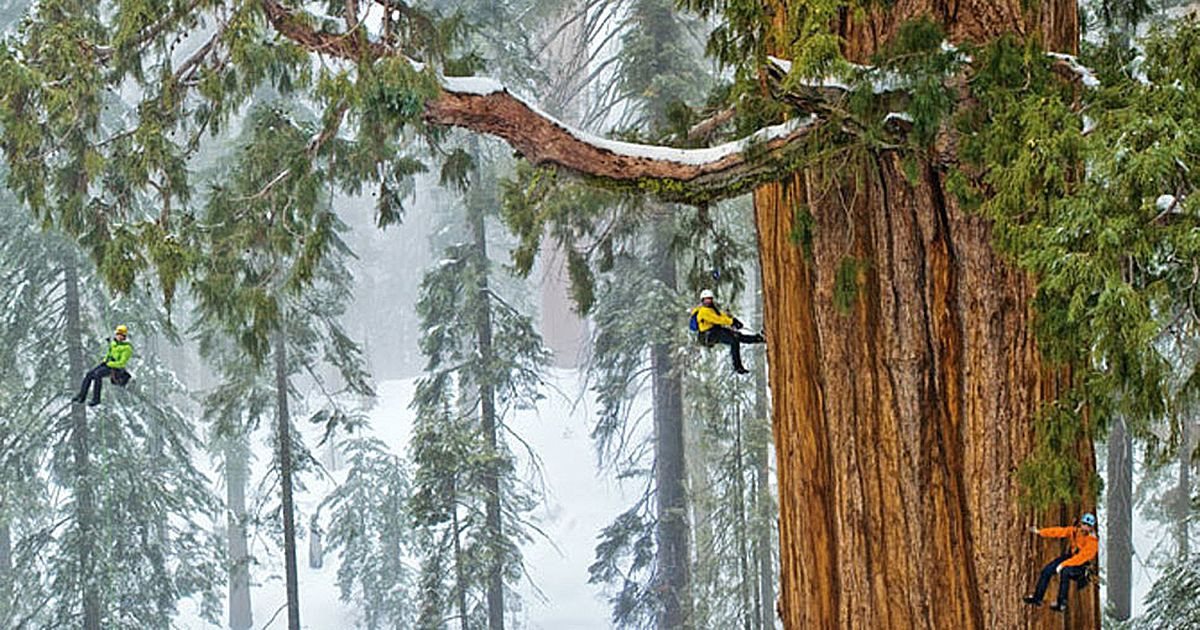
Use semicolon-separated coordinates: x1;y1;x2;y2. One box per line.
1081;513;1097;527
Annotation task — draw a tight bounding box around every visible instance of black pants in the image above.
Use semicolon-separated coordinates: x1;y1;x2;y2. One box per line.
1031;553;1088;606
75;364;113;404
704;327;765;372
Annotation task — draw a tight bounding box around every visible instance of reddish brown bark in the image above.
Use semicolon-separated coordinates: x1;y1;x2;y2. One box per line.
425;89;817;201
757;3;1097;628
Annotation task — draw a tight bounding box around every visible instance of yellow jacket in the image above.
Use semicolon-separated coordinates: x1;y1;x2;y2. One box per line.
690;305;733;332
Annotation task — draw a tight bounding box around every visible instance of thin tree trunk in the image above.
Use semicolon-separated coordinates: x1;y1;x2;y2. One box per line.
0;521;9;577
1179;418;1193;557
226;436;253;630
147;363;172;630
650;214;690;630
272;328;301;630
308;516;323;569
469;201;505;630
1106;417;1132;621
63;253;101;630
452;496;469;630
751;277;774;630
0;518;11;614
733;407;753;630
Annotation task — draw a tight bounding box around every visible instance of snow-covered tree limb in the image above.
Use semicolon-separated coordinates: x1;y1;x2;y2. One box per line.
258;0;829;202
425;82;822;202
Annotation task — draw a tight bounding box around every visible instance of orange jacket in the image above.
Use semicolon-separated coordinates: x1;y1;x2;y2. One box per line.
1037;526;1098;567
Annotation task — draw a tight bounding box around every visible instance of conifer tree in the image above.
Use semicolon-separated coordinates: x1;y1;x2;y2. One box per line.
409;159;548;630
319;436;417;629
194;103;373;630
0;207;222;629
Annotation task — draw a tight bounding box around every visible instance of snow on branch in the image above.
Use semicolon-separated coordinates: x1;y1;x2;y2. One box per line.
1046;53;1101;89
768;47;1100;93
259;0;829;202
427;81;822;200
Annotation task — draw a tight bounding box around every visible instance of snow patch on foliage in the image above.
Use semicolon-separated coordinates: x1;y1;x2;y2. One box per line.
1156;194;1178;212
1046;52;1101;88
442;75;506;96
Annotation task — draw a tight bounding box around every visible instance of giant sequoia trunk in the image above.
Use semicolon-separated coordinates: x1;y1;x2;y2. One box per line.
757;3;1097;628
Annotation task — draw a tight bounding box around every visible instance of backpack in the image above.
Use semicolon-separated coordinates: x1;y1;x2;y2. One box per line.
110;369;132;387
688;310;700;332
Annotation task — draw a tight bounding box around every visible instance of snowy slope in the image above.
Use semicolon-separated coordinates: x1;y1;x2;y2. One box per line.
177;369;639;629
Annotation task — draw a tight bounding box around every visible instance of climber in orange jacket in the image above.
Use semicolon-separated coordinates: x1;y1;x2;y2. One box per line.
1023;512;1098;613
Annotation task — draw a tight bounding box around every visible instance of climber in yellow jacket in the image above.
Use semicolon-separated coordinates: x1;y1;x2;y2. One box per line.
688;289;765;374
71;324;133;407
1023;512;1098;613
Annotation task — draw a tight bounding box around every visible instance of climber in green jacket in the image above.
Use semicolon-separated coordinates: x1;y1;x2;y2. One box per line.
71;324;133;406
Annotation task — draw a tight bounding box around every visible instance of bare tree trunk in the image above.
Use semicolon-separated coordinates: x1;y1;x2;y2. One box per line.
0;519;11;611
751;277;774;630
273;328;301;630
536;2;589;368
308;516;323;569
63;253;101;630
451;495;469;630
469;201;505;630
650;214;690;630
1106;417;1132;620
1179;418;1193;557
734;407;753;630
226;437;253;630
145;359;172;630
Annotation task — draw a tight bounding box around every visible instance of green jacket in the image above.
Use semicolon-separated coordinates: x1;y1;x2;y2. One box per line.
102;339;133;369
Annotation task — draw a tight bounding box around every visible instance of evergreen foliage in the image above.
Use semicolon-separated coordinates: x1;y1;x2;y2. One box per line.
0;0;472;354
0;201;223;628
409;166;548;627
193;96;374;629
320;436;417;629
1137;554;1200;629
685;356;772;629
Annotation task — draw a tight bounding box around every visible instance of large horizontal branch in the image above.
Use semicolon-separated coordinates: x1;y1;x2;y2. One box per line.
257;0;828;203
426;79;822;202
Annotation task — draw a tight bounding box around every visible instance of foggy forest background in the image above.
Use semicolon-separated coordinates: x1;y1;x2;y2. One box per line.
0;0;1198;628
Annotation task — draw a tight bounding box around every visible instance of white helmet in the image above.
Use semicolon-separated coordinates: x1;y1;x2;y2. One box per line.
699;289;715;300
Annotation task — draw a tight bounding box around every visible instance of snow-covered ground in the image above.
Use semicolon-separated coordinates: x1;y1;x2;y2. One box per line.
175;366;1168;627
177;369;639;629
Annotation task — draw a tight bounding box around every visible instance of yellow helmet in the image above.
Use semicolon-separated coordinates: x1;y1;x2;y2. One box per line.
115;325;128;336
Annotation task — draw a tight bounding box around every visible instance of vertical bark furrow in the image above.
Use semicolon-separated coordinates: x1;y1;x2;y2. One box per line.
756;178;839;628
924;161;985;630
874;157;928;626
